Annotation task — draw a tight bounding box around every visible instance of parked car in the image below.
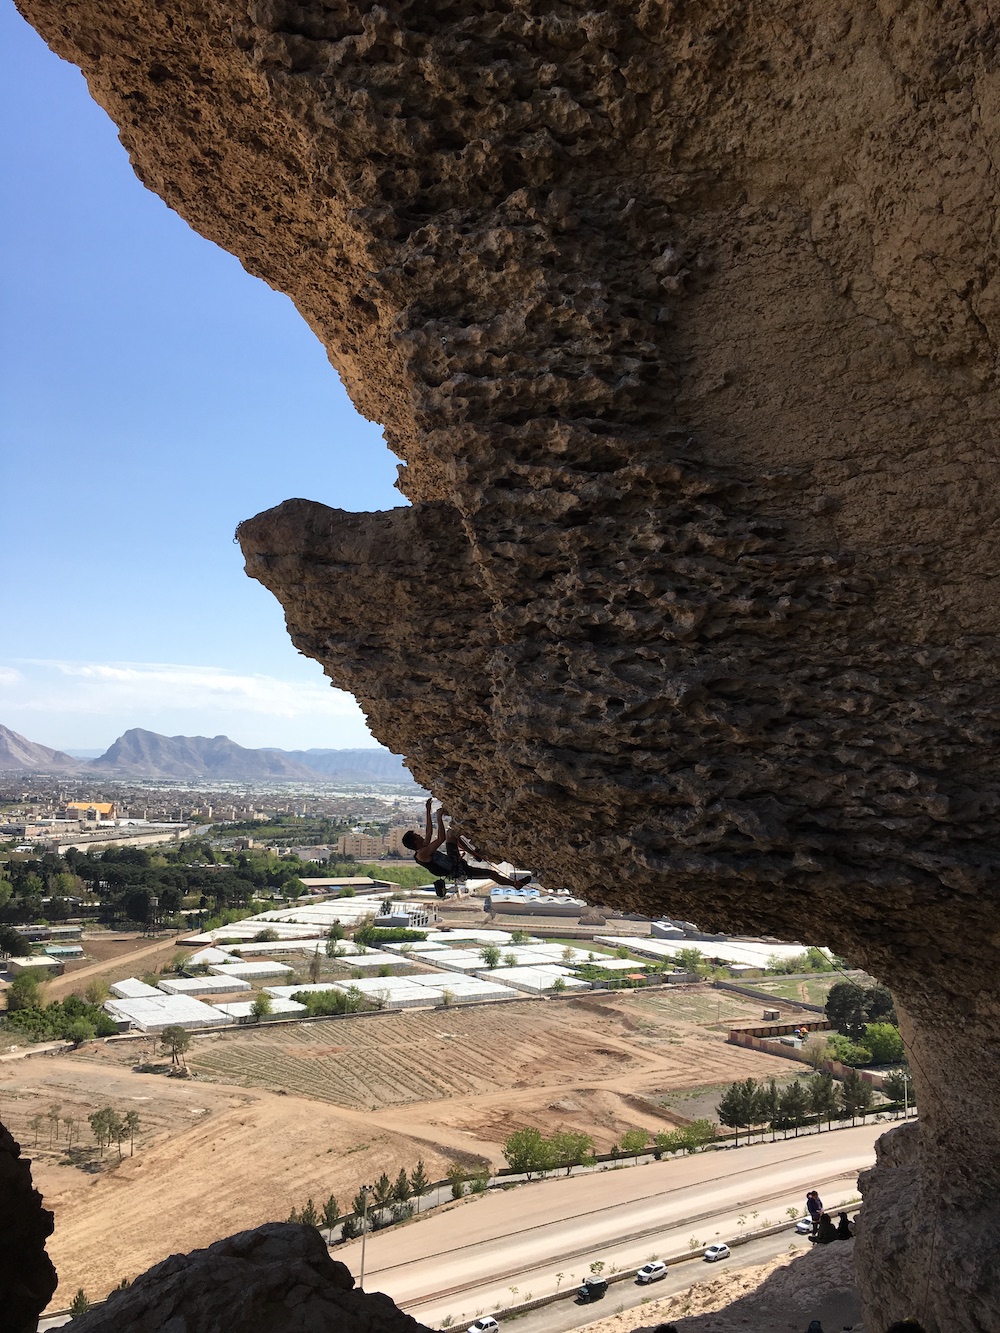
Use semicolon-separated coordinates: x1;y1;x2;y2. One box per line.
795;1218;813;1234
636;1261;668;1284
470;1319;499;1333
704;1244;731;1262
577;1277;609;1303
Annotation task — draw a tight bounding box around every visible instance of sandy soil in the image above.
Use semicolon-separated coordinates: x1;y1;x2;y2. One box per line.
9;985;803;1311
577;1241;863;1332
7;1054;461;1307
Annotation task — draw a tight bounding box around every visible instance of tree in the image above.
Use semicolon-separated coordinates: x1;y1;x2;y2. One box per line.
322;1194;340;1239
679;1120;716;1152
717;1079;760;1146
393;1167;412;1205
69;1289;91;1318
551;976;567;993
864;1022;904;1065
808;1072;840;1131
825;981;870;1042
340;1214;360;1240
66;1017;96;1047
160;1025;191;1066
409;1159;430;1212
0;923;24;957
446;1163;467;1199
250;993;273;1023
372;1171;394;1219
842;1070;875;1124
759;1080;781;1141
48;1103;62;1148
619;1128;650;1161
826;981;897;1043
64;1116;78;1150
7;969;45;1012
123;1110;140;1156
88;1107;116;1157
84;978;110;1005
548;1130;594;1173
480;944;501;968
503;1127;552;1178
776;1081;810;1136
300;1198;320;1227
827;1032;873;1067
504;952;518;967
309;947;323;984
28;1114;44;1147
674;947;704;975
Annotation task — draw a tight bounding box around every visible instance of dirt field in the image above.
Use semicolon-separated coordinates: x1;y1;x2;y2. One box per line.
43;931;189;999
10;984;799;1311
6;1052;463;1308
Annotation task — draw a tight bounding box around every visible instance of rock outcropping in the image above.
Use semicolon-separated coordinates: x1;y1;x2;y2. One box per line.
15;2;1000;1329
66;1222;431;1333
0;1123;58;1333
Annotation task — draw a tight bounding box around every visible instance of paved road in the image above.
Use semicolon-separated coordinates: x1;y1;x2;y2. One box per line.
501;1229;818;1333
335;1124;881;1327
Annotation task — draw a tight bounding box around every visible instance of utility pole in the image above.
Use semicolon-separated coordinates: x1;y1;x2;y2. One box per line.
358;1184;373;1290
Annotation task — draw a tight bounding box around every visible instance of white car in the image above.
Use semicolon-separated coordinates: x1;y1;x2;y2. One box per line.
795;1218;813;1234
704;1243;731;1262
636;1261;668;1284
470;1320;499;1333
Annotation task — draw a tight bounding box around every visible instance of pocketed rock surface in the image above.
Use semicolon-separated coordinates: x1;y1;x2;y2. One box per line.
15;2;1000;1328
65;1222;432;1333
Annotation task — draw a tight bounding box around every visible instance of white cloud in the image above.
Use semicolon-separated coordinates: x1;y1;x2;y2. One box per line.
0;658;377;751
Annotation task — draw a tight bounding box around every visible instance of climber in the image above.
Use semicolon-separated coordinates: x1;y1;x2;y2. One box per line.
401;800;530;890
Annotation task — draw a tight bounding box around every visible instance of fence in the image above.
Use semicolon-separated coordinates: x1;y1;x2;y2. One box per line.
728;1021;890;1090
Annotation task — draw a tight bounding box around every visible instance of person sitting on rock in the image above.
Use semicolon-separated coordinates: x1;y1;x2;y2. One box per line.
402;800;529;892
836;1211;853;1239
813;1212;838;1244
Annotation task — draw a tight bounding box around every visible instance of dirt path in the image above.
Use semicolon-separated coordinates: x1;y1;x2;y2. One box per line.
46;934;185;998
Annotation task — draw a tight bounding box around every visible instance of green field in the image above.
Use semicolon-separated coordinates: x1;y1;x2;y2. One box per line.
749;976;839;1006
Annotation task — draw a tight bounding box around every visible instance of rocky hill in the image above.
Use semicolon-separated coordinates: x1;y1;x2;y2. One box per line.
87;729;321;780
0;724;81;773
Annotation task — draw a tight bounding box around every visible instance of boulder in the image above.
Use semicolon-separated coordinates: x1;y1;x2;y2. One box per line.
67;1222;431;1333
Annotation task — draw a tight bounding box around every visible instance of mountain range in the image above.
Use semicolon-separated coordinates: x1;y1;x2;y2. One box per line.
0;724;413;784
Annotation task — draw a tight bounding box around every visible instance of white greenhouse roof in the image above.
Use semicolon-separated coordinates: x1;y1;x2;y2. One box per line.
481;965;590;994
159;975;251;996
592;936;830;970
208;960;294;979
110;978;162;999
104;993;228;1031
212;998;308;1020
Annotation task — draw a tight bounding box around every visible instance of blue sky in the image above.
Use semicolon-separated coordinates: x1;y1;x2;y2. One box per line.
1;5;405;752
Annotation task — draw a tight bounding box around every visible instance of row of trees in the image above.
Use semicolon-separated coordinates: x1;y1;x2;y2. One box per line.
88;1106;141;1159
716;1070;913;1144
287;1161;434;1239
25;1102;141;1159
501;1120;716;1178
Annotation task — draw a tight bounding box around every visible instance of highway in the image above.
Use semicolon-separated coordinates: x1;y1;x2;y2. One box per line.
334;1124;881;1328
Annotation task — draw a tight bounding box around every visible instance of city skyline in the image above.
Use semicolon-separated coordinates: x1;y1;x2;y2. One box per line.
0;7;401;750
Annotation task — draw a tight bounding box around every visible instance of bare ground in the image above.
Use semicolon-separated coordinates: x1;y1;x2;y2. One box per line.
8;985;801;1310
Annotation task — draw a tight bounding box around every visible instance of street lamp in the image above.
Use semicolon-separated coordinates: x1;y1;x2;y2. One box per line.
358;1184;373;1289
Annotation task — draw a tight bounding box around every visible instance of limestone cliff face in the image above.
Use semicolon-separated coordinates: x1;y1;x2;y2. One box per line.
15;2;1000;1328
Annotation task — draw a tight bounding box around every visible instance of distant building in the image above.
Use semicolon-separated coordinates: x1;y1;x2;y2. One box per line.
64;801;116;821
336;833;385;858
